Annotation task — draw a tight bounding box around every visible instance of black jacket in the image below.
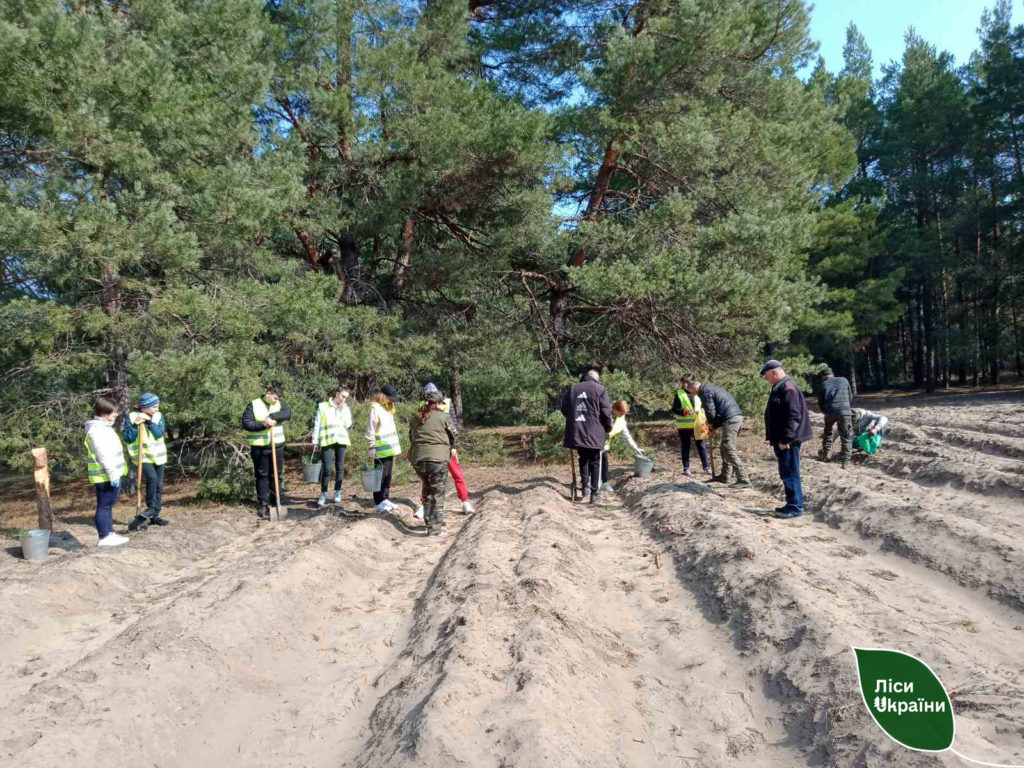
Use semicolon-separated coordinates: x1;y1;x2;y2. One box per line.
561;380;613;450
817;376;853;416
697;384;742;428
765;377;813;445
242;399;292;433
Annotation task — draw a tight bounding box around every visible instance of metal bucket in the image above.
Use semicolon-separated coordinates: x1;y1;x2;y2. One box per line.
361;463;383;493
20;529;50;561
303;460;322;483
634;454;655;478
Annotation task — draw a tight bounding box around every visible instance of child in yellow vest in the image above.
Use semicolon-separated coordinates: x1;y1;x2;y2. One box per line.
365;385;401;514
671;379;711;477
312;386;353;506
242;385;292;519
600;400;644;492
85;397;129;547
123;392;170;531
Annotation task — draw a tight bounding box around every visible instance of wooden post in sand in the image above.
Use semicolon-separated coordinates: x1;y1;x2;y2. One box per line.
32;447;52;530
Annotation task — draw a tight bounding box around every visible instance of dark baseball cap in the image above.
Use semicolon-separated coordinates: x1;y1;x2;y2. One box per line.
759;359;783;376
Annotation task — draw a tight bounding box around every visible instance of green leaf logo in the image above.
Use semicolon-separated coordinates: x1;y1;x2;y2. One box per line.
853;647;954;752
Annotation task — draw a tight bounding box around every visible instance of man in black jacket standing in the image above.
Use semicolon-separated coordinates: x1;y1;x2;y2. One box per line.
762;361;813;519
816;366;854;469
680;375;750;486
562;370;613;504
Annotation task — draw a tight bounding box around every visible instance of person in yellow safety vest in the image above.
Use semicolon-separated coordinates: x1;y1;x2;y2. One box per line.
312;385;353;507
413;382;474;520
84;397;130;547
670;377;711;477
599;400;645;493
241;384;292;520
123;392;170;532
365;384;402;515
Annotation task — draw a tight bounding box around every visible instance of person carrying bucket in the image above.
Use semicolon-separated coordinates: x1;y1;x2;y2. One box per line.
365;385;401;515
122;392;170;532
413;383;474;520
242;384;291;520
409;389;457;535
311;385;353;507
600;399;644;493
85;397;129;547
670;376;711;477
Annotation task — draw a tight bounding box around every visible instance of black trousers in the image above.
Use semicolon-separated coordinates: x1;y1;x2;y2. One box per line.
373;456;394;505
319;444;346;492
677;429;710;470
142;463;165;515
251;444;284;507
577;448;601;496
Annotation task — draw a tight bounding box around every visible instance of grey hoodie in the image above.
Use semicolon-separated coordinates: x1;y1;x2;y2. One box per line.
84;418;125;481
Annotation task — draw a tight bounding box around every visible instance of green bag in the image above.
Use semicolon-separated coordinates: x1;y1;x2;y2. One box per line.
854;432;882;455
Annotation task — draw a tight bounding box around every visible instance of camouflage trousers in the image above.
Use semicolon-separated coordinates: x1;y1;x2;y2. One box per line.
821;414;853;464
415;460;448;527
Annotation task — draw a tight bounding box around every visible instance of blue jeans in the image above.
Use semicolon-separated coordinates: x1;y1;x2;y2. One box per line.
95;481;119;538
773;442;804;514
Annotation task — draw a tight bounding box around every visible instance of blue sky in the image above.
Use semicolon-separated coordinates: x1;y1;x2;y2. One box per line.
808;0;1017;75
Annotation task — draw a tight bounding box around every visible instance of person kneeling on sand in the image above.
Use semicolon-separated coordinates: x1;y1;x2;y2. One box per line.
852;408;889;454
600;399;645;493
409;390;457;536
85;397;130;547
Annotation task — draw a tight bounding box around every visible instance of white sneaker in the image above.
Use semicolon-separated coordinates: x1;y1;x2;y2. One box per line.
317;493;327;507
333;491;342;504
374;501;389;515
600;483;614;493
98;532;129;547
414;505;425;520
461;501;475;514
383;499;396;512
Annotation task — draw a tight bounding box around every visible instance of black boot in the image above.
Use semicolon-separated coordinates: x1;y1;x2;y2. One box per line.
128;515;149;532
149;516;169;526
256;506;269;520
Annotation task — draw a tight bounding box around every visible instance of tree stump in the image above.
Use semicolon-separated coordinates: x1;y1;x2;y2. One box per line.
32;447;52;530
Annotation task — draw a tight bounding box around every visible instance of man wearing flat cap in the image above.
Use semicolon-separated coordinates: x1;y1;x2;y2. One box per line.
762;360;812;519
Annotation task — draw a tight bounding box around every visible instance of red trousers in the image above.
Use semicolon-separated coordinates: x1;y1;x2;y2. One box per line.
420;453;469;503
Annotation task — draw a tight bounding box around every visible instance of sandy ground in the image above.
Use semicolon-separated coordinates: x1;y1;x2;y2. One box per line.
1;389;1023;767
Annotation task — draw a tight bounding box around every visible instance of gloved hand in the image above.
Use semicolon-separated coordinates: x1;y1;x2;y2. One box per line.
110;477;121;490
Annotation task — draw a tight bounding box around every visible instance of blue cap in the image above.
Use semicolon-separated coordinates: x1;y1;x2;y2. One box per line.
139;392;160;408
759;360;783;376
423;382;442;398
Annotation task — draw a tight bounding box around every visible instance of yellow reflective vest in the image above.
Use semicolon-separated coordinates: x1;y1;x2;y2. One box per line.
368;402;401;459
126;411;168;466
247;399;285;446
674;389;702;429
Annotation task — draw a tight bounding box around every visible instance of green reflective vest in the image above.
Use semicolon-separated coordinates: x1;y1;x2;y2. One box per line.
248;399;284;446
126;411;168;466
674;389;701;429
417;397;451;413
85;434;127;484
316;402;350;446
370;402;401;459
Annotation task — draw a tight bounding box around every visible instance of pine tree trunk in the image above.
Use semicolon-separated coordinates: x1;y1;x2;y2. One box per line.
392;217;414;295
449;371;463;422
339;234;360;305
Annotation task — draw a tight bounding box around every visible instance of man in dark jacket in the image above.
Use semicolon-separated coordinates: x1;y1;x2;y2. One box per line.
816;366;854;469
762;361;813;519
681;375;749;486
562;370;613;504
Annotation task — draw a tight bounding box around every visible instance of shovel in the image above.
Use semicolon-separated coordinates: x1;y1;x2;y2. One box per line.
134;421;145;523
268;425;285;523
568;448;579;502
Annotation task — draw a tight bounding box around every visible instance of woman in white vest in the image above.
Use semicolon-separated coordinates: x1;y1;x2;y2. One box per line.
671;377;711;477
123;391;170;531
365;384;402;514
241;384;292;519
312;386;353;506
